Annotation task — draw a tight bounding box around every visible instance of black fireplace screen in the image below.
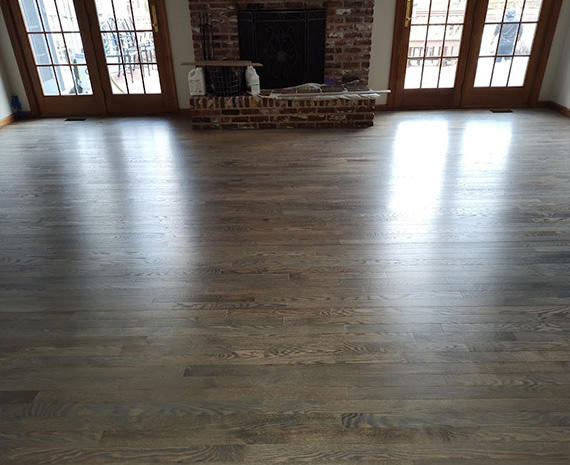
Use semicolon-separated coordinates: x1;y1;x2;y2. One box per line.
238;9;326;89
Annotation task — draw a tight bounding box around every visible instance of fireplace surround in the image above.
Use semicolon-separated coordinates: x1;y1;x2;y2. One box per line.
188;1;374;83
187;1;376;129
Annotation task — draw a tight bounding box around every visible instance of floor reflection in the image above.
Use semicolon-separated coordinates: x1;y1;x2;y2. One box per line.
390;119;449;225
461;120;512;172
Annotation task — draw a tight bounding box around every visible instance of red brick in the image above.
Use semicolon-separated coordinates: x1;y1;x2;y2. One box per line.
240;109;261;115
250;116;271;123
237;123;258;129
273;115;309;122
347;113;370;120
196;109;222;116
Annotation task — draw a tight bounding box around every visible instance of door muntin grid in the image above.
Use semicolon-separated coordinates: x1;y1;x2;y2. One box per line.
95;0;161;95
18;0;92;96
474;0;543;87
405;0;468;89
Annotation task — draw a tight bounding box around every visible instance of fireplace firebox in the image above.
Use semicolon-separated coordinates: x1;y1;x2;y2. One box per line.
238;9;326;89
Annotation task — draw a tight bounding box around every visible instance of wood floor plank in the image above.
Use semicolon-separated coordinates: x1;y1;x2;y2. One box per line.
0;431;103;448
0;445;245;464
0;391;39;404
97;425;570;446
244;442;569;461
0;110;568;464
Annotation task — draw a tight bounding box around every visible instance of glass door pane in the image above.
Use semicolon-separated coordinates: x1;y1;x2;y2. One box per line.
94;0;161;95
18;0;93;95
405;0;467;89
474;0;543;88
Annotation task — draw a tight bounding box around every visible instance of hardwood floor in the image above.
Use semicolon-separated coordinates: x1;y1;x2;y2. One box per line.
0;109;568;464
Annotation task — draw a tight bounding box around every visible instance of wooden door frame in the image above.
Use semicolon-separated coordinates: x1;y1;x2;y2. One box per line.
528;0;564;104
150;0;178;114
0;0;178;116
386;0;410;111
387;0;564;110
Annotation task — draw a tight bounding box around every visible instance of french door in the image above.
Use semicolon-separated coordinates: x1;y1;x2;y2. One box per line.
1;0;177;116
389;0;563;109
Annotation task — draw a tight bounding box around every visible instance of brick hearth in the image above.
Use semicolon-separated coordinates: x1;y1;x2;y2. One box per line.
190;96;375;130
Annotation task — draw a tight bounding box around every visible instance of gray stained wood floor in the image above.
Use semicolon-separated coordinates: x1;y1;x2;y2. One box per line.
0;109;568;464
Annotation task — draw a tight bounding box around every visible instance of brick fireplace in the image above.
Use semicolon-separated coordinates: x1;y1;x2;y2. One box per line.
187;1;376;129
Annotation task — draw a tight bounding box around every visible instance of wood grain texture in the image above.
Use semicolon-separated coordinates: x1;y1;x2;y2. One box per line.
0;109;569;464
0;114;15;129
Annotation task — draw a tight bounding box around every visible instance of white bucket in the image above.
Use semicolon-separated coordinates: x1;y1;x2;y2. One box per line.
188;67;206;96
245;66;260;95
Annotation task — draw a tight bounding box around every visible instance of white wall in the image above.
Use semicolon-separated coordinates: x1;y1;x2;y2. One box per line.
165;0;195;109
549;28;570;108
0;55;12;120
0;6;30;113
369;0;397;104
539;0;570;108
0;8;15;118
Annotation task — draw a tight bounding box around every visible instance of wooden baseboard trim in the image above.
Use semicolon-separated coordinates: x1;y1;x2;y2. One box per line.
536;100;570;116
549;101;570;117
0;114;15;129
375;104;388;112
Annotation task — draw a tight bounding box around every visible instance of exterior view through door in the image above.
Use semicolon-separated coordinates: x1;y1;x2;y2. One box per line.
94;0;160;96
474;3;534;88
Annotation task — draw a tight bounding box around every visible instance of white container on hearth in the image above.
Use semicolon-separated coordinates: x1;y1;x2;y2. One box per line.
245;66;260;95
188;67;206;96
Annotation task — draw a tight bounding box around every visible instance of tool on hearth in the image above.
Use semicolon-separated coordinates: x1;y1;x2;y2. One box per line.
199;11;214;61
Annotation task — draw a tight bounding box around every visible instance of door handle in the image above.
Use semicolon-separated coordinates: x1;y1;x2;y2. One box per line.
404;0;412;27
151;5;159;33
